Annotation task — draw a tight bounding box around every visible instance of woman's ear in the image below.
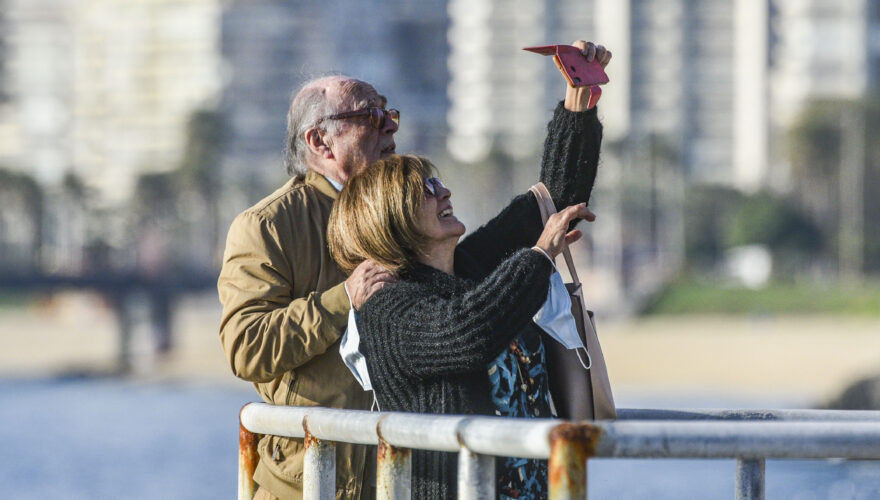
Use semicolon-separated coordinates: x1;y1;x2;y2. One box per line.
305;128;334;159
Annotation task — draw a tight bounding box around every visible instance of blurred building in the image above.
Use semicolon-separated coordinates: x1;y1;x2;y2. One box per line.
0;0;7;103
0;0;222;203
71;0;223;203
0;0;73;184
446;0;601;163
447;0;878;189
768;0;880;184
586;0;750;186
771;0;878;125
446;0;546;162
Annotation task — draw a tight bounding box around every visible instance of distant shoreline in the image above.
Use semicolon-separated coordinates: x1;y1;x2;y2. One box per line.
1;292;878;406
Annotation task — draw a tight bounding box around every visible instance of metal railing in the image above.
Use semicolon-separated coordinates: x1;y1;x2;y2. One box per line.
238;404;880;499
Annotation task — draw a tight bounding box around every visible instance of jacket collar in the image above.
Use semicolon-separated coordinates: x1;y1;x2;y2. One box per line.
305;170;340;200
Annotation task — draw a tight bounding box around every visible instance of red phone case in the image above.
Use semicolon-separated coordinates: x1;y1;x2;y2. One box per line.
523;44;609;87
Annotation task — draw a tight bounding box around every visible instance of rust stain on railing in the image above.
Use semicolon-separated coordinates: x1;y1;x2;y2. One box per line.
376;427;412;500
302;419;337;499
304;428;318;449
377;438;411;463
238;406;261;500
548;423;602;500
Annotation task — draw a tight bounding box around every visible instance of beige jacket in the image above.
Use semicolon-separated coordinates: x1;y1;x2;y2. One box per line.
218;171;373;499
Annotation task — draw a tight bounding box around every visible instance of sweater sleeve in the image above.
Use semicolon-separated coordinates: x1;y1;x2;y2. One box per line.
540;102;603;209
455;103;603;276
455;193;543;280
360;249;553;380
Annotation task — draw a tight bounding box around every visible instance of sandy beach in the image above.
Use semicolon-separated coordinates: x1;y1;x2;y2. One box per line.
2;291;879;406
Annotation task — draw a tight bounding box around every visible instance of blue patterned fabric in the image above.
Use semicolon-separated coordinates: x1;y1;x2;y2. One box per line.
488;328;552;499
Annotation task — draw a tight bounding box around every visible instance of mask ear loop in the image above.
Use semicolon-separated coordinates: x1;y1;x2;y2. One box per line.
575;347;592;371
371;393;382;412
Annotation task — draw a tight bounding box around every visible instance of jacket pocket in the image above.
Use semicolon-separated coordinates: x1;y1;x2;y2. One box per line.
259;434;305;485
284;370;299;406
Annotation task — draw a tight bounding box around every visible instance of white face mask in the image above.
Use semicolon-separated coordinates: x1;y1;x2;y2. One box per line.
339;308;372;391
533;271;592;370
339;308;382;411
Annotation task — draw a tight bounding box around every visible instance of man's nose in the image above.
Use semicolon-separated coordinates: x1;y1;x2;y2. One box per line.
438;185;451;200
383;114;399;134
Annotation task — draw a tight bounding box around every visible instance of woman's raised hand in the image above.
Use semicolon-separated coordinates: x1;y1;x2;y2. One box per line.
577;40;612;69
563;40;612;112
534;203;596;259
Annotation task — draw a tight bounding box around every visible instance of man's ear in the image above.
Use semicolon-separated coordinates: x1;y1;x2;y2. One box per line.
305;128;334;160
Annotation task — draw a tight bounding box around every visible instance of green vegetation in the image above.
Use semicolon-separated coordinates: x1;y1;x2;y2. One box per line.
0;292;37;308
684;185;823;272
642;280;880;316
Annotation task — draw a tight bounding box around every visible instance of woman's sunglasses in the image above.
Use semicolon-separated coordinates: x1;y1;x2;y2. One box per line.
317;107;400;130
423;177;445;197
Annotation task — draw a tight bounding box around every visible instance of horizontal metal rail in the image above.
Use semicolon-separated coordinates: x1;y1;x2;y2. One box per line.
238;404;880;500
616;408;880;421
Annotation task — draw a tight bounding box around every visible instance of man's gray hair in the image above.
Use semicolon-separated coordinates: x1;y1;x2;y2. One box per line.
283;76;374;176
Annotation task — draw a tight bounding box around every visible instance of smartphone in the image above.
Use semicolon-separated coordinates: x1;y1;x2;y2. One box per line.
523;45;609;87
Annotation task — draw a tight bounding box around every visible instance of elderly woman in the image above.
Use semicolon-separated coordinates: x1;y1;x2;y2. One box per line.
328;155;593;499
328;40;608;499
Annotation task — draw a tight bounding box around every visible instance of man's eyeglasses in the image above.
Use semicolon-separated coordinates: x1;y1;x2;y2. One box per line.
423;177;445;197
316;107;400;130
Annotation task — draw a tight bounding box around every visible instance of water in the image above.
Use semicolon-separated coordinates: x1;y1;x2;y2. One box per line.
589;459;880;499
0;378;254;500
1;379;879;499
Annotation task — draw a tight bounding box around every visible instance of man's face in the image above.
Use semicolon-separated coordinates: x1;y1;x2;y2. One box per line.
328;85;398;183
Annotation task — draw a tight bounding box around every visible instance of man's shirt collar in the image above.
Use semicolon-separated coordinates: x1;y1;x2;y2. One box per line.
324;176;344;192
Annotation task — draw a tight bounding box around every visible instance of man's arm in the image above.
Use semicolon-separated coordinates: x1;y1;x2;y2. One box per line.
218;210;396;383
218;210;350;383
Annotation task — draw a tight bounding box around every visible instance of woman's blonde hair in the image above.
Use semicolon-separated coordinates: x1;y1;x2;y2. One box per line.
328;154;435;274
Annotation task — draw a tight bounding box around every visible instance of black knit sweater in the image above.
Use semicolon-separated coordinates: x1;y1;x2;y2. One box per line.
357;102;602;499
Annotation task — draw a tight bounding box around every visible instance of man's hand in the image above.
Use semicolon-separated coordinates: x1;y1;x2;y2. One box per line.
345;260;397;310
564;40;612;111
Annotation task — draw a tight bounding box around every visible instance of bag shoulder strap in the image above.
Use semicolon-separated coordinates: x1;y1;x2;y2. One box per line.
528;183;581;286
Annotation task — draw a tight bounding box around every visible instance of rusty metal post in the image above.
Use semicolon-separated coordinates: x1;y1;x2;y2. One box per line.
457;448;495;500
548;423;600;500
303;427;336;500
735;458;765;500
376;439;411;499
239;406;261;500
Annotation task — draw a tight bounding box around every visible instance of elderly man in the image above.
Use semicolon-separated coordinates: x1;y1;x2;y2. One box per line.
219;40;611;500
219;76;398;500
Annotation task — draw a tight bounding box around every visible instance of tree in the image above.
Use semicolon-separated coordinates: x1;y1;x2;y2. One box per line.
176;109;227;267
682;184;743;268
787;94;880;276
725;190;822;276
0;168;43;270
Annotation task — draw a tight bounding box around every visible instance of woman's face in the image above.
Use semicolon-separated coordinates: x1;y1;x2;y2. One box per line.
415;177;466;247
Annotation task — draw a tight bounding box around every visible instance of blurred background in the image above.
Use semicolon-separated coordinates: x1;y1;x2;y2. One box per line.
1;0;879;498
